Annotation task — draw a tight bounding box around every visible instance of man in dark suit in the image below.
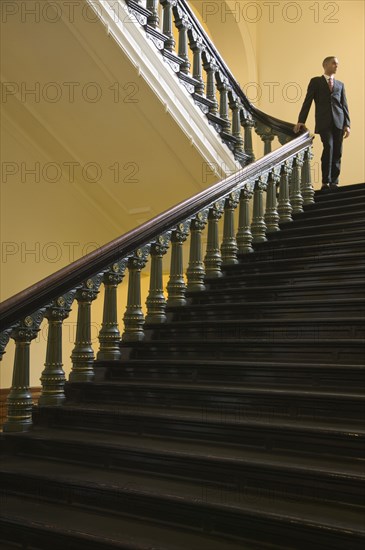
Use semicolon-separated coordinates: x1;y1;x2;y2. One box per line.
294;56;350;190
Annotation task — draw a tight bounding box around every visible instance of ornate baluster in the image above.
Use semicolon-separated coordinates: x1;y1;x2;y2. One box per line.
161;0;176;52
174;7;190;75
187;213;207;292
217;74;231;132
204;201;224;279
203;55;218;115
4;312;44;432
146;236;169;324
243;115;255;162
290;154;304;214
189;31;205;95
0;328;12;361
221;192;239;265
39;292;75;406
265;172;280;233
301;147;315;205
256;122;275;155
146;0;159;28
251;180;267;243
167;223;189;307
97;261;126;362
122;248;149;341
70;276;101;382
277;162;293;223
236;188;254;254
229;95;244;156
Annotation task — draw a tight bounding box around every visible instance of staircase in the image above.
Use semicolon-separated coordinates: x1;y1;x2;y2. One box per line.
1;183;364;549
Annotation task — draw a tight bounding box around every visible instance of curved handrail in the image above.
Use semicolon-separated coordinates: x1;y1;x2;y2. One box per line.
0;131;312;330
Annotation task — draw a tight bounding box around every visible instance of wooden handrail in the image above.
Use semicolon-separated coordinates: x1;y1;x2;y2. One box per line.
0;132;312;330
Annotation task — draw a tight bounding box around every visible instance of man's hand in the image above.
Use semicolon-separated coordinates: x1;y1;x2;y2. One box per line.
343;126;351;138
293;122;307;133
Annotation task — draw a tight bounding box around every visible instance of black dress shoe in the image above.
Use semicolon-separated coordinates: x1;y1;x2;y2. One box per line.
330;184;339;191
320;184;330;191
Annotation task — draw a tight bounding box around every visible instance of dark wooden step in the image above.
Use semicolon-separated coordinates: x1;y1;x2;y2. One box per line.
64;379;365;421
201;280;365;302
34;401;365;460
147;317;365;341
273;217;363;237
256;228;365;247
99;358;365;393
1;431;364;549
169;298;365;322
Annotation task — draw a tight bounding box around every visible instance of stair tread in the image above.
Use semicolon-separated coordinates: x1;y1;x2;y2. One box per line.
4;428;365;478
49;402;365;436
0;495;257;550
154;317;365;326
179;297;365;308
68;381;365;401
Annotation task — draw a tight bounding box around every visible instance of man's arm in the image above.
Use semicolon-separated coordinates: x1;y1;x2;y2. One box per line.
293;78;315;133
341;84;351;137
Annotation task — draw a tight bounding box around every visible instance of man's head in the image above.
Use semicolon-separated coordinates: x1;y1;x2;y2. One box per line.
322;56;339;76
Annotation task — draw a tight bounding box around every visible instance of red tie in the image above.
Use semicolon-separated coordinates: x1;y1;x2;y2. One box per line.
328;77;334;93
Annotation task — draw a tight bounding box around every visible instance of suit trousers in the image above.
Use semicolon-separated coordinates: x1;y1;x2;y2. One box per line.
319;123;344;185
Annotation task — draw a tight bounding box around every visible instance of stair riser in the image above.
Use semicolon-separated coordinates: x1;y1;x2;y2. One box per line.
195;287;365;303
34;406;365;461
219;266;364;285
257;232;365;248
0;520;132;550
150;324;365;341
65;385;364;422
296;201;365;218
173;306;365;323
0;442;364;528
236;244;365;263
130;342;364;365
282;211;365;228
222;255;365;272
272;220;363;237
105;364;365;392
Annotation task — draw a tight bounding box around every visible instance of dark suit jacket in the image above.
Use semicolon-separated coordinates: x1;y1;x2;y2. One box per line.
298;75;350;133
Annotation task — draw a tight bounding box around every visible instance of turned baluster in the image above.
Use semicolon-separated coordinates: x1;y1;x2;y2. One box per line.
122;250;149;342
187;215;207;292
264;172;281;233
4;313;42;432
146;239;169;324
97;262;126;362
251;181;268;243
161;0;176;52
70;277;101;382
277;163;293;223
217;75;231;132
146;0;159;28
290;155;304;214
203;56;218;115
167;225;189;306
301;147;315;205
221;193;239;266
204;203;224;279
189;32;205;95
39;293;74;406
174;8;190;75
243;116;255;162
236;188;254;254
229;97;244;156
